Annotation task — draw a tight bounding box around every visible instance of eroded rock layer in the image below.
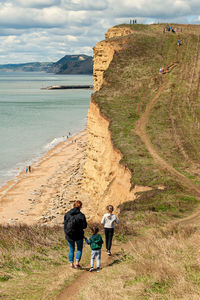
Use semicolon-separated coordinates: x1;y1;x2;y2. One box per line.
93;26;134;92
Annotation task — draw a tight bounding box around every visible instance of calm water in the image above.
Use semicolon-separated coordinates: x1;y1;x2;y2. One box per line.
0;72;92;187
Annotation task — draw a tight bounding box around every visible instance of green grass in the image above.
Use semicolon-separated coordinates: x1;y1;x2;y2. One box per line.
93;23;200;212
78;23;200;300
94;29;175;189
147;33;200;184
0;224;91;300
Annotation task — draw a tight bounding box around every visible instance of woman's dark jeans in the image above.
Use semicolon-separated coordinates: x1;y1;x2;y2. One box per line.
104;228;114;251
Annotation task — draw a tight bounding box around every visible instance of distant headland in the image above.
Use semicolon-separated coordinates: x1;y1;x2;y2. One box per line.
0;54;93;75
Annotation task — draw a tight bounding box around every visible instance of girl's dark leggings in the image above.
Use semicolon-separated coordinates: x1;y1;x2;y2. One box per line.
104;228;114;251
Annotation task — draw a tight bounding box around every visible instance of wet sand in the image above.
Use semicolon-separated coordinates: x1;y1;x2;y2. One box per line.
0;131;88;225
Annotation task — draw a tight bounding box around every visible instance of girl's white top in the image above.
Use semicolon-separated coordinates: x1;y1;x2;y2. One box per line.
101;213;119;228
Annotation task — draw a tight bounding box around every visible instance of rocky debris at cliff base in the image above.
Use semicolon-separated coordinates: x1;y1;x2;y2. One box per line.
35;140;88;225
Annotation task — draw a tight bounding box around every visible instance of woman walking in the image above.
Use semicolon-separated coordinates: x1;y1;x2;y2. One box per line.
101;205;119;256
64;200;87;268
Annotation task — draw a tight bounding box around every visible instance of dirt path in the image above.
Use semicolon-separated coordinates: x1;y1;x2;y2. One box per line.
135;77;200;196
55;242;127;300
134;42;200;226
55;39;200;300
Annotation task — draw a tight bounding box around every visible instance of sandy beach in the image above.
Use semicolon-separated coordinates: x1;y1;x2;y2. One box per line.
0;131;88;225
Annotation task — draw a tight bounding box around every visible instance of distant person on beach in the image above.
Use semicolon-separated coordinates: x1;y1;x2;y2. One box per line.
26;167;28;173
64;200;87;269
28;166;31;173
85;225;103;272
101;205;119;256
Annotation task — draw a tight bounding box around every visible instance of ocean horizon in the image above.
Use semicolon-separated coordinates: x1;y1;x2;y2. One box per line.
0;72;92;188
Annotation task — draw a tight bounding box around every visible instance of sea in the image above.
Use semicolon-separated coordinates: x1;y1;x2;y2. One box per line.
0;72;93;188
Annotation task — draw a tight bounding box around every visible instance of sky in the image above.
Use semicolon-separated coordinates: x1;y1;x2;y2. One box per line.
0;0;199;64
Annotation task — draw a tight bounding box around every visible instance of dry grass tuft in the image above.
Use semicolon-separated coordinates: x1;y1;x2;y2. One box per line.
78;224;200;299
0;224;90;299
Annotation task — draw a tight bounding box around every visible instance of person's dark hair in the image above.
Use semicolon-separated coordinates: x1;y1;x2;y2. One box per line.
91;226;99;235
106;205;114;213
74;200;82;208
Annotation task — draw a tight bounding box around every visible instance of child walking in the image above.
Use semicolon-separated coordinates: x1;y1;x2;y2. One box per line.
101;205;119;256
85;226;103;272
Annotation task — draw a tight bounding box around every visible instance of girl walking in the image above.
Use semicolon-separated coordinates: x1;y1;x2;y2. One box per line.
101;205;119;256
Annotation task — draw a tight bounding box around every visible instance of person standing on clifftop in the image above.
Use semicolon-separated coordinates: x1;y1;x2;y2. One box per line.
64;200;87;269
101;205;119;256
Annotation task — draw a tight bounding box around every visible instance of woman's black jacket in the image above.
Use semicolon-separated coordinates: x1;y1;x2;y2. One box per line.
64;207;87;241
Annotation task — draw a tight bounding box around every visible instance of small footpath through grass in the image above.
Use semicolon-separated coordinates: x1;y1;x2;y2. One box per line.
77;201;200;300
0;224;91;300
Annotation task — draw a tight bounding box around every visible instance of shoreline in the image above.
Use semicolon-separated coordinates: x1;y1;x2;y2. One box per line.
0;130;83;194
0;130;88;225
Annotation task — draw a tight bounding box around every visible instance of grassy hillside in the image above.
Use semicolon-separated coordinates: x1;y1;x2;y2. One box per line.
93;24;200;223
76;24;200;299
48;54;93;74
0;225;68;299
0;225;92;299
0;55;93;74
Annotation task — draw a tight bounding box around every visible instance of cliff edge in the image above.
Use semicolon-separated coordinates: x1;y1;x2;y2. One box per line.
83;23;200;221
82;26;151;219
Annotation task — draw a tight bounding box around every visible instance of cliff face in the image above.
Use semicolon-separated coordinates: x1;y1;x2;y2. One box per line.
93;26;134;92
93;40;121;92
105;26;134;39
83;26;150;220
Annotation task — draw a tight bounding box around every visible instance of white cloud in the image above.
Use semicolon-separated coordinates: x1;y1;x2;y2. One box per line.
107;0;199;18
65;35;78;41
15;0;61;8
61;0;108;11
0;0;199;64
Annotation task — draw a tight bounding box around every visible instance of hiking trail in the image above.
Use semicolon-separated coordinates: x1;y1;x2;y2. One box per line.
55;36;200;300
135;45;200;225
55;242;129;300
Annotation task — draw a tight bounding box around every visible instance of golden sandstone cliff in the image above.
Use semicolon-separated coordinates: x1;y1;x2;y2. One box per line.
82;27;151;220
93;26;133;92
